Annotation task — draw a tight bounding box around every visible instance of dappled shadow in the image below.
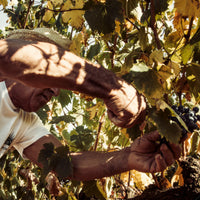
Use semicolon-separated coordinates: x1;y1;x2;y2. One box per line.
0;38;122;98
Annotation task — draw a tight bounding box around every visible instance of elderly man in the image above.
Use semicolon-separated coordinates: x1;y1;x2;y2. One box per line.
0;33;181;181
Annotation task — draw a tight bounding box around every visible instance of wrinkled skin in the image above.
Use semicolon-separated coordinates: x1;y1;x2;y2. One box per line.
129;131;181;173
5;79;60;112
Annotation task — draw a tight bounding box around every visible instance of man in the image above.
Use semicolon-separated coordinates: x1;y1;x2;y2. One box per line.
0;33;181;181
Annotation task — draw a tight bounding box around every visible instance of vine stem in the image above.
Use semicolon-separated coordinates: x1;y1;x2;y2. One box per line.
24;0;34;29
150;0;161;49
93;112;105;151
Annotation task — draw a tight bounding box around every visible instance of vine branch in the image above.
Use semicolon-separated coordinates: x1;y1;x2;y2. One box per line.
150;0;161;49
24;0;34;29
45;7;85;13
93;112;105;151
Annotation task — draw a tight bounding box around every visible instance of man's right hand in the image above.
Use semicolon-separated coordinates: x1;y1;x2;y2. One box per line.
128;130;182;173
104;80;146;128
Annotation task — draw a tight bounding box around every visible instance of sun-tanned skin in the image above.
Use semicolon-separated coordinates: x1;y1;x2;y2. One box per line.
4;79;181;181
0;38;182;181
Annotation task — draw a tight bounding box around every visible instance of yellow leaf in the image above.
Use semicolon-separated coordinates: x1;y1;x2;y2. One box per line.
0;0;8;8
61;0;85;28
130;170;154;190
121;128;130;138
174;0;200;17
69;33;83;55
86;102;102;120
149;50;164;66
51;0;63;6
43;1;54;22
120;171;130;184
171;161;184;187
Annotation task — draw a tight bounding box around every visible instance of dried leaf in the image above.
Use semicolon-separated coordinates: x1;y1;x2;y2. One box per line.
45;172;61;196
171;161;184;187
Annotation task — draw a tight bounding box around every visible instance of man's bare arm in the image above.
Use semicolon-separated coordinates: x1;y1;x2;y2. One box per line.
23;131;181;181
0;39;146;127
0;39;121;98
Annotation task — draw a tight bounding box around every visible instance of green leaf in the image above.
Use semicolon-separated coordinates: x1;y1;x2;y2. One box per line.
50;115;75;124
36;104;50;124
122;63;165;102
154;0;170;14
87;43;101;60
70;126;94;151
57;89;72;108
38;142;54;174
126;124;142;141
149;108;182;143
50;146;73;178
181;44;195;64
82;180;106;200
84;0;123;34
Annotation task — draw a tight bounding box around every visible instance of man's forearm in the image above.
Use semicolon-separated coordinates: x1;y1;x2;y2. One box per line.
70;148;131;181
0;39;123;99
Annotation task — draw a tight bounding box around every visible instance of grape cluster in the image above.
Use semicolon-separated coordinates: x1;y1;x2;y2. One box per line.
171;105;200;137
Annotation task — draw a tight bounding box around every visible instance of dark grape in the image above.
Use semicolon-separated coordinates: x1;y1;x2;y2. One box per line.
193;107;199;113
184;107;189;113
164;105;200;144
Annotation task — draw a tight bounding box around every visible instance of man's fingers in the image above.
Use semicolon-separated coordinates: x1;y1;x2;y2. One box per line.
168;143;182;160
145;130;161;142
160;144;175;166
107;110;124;127
155;154;167;172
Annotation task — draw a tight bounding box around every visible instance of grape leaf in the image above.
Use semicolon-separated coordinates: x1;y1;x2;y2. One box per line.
50;146;73;178
181;44;195;64
70;126;94;151
87;43;101;60
36;104;50;124
57;89;72;108
122;63;165;102
43;1;54;22
174;0;200;17
149;108;182;143
154;0;170;14
69;33;83;55
51;0;63;7
82;180;106;200
84;0;123;34
61;0;85;28
50;115;75;124
164;31;182;52
0;0;7;8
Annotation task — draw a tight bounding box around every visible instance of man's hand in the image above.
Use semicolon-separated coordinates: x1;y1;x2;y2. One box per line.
104;80;146;128
128;131;182;173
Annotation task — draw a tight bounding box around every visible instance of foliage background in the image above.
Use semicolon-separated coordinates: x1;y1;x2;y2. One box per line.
0;0;200;199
